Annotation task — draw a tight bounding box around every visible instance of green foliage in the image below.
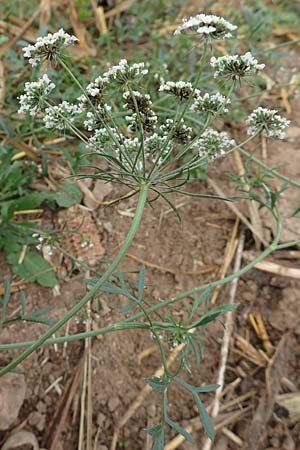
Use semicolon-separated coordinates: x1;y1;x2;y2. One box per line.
0;279;54;325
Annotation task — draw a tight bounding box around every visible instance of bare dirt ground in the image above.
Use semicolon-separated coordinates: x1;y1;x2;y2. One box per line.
1;2;300;450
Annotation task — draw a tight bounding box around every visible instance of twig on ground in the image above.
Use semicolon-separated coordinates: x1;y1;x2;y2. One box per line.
202;233;245;450
208;178;269;247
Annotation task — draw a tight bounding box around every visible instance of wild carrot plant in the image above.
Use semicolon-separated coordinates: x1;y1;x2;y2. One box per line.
0;13;298;448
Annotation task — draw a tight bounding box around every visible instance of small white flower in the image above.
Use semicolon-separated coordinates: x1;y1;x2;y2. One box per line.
23;28;78;66
18;74;55;116
246;107;290;139
103;59;148;84
83;104;112;131
210;52;265;80
191;92;230;114
174;14;237;41
78;76;109;107
193;128;235;160
159;80;193;100
43;101;83;130
160;118;192;144
88;126;121;149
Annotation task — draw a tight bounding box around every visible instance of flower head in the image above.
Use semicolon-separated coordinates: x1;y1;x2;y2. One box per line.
159;80;193;101
193;128;235;160
210;52;265;81
79;76;109;108
174;14;237;41
103;59;148;85
83;105;112;131
160;119;192;144
23;28;78;66
43;101;83;130
18;74;55;116
191;92;230;115
123;91;157;132
246;107;290;139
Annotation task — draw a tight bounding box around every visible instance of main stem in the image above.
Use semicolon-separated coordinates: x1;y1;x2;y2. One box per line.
0;183;149;376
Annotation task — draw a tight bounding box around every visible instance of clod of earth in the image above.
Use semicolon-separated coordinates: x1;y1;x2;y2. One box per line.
0;373;26;430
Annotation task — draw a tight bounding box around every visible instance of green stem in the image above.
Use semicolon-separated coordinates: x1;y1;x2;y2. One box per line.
0;183;149;376
1;211;283;352
238;147;300;189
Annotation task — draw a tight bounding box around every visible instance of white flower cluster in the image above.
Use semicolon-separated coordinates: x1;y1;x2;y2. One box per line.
103;59;148;84
193;128;235;160
23;28;78;66
174;14;237;41
159;80;193;100
43;101;83;130
191;92;230;114
84;105;112;131
210;52;265;80
160;118;192;144
246;107;290;139
88;126;120;148
18;74;55;116
78;76;109;107
123;90;157;132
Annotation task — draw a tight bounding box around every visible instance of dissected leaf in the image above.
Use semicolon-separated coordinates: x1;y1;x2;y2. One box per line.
146;376;169;393
145;424;164;450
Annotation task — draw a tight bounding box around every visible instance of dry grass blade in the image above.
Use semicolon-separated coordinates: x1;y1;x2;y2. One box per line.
235;335;268;367
211;217;239;305
126;252;213;276
105;0;135;19
68;0;92;49
0;10;40;56
243;251;300;279
244;335;288;450
39;0;52;28
91;0;108;34
208;178;269;247
232;150;267;248
248;314;274;356
202;234;245;450
41;359;84;450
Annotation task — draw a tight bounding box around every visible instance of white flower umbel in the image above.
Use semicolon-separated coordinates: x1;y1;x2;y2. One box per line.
210;52;265;81
23;28;78;66
18;74;55;116
160;118;192;144
43;101;83;130
83;105;112;131
246;107;290;139
193;128;235;160
191;92;230;115
123;90;157;132
103;59;148;84
159;81;193;100
88;126;122;150
79;76;109;107
174;14;237;42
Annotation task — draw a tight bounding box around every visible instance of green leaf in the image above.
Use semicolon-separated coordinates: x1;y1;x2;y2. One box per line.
11;251;57;287
54;183;82;207
190;304;237;328
146;376;169;393
0;279;11;322
193;394;215;441
145;424;164;450
137;265;146;303
165;415;195;443
189;286;211;321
